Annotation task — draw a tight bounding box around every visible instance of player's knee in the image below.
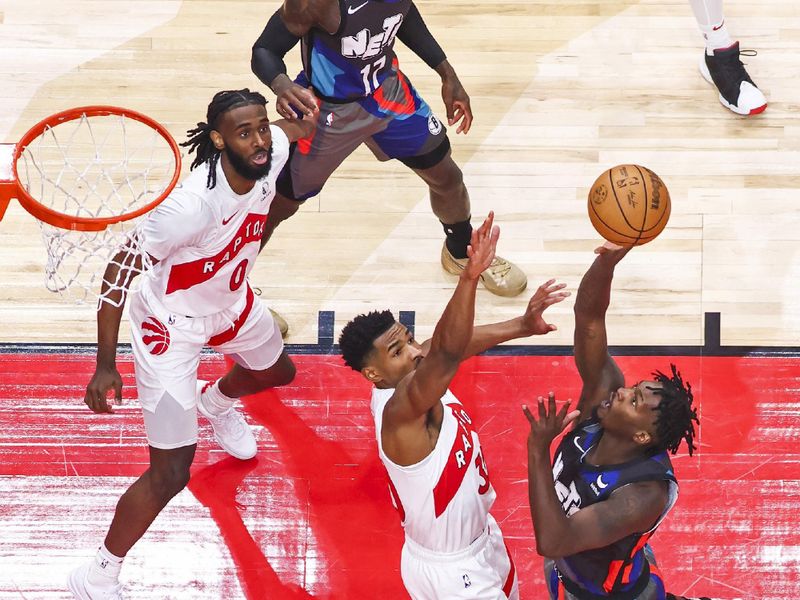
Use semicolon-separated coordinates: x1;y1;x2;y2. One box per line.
428;161;465;197
269;359;296;387
251;357;296;389
149;462;191;501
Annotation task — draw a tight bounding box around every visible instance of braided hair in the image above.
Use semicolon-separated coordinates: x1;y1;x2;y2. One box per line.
339;310;397;371
181;89;268;189
651;364;699;456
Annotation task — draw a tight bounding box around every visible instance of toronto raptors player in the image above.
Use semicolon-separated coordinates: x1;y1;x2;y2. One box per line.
339;212;569;599
67;89;316;599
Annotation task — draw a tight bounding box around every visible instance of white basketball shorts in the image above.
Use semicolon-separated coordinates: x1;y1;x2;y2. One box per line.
128;282;283;447
401;513;519;600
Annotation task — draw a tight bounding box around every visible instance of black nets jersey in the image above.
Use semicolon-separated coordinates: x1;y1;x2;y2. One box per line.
301;0;411;101
550;417;678;597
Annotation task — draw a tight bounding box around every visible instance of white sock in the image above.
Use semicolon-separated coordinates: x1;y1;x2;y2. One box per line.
86;543;123;587
201;379;237;416
688;0;733;52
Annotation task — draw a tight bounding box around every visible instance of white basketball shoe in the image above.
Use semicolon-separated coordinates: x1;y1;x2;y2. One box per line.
699;42;767;116
68;561;123;599
197;381;257;459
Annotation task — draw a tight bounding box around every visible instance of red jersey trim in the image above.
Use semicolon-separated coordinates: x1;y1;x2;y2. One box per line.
432;403;477;517
207;286;255;347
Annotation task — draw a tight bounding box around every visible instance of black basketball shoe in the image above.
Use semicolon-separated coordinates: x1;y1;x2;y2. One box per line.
699;42;767;116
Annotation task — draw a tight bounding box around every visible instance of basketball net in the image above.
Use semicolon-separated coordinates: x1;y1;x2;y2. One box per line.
2;107;180;307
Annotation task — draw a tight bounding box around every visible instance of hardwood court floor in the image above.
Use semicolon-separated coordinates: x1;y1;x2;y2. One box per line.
1;351;799;599
1;0;799;347
1;0;800;598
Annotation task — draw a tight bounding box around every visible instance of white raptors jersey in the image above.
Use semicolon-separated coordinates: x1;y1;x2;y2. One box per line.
138;125;289;317
371;387;497;553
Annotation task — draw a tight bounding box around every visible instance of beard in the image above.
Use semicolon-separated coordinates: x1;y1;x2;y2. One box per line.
224;144;273;181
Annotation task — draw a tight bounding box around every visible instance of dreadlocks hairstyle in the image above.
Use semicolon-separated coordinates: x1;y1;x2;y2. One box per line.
339;310;397;372
180;89;268;189
651;364;699;456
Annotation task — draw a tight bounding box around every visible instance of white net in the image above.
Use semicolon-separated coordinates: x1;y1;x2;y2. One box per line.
15;110;178;307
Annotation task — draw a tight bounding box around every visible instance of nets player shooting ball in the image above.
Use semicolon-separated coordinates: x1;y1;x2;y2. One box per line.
339;212;570;599
251;0;527;300
68;89;316;599
522;243;708;600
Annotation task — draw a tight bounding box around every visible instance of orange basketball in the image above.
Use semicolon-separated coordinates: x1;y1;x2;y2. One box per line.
587;164;671;246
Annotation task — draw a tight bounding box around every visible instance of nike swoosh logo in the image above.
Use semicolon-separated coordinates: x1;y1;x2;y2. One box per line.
348;1;368;14
222;211;239;225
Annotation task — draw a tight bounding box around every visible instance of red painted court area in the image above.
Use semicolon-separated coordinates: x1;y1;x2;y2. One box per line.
1;352;799;599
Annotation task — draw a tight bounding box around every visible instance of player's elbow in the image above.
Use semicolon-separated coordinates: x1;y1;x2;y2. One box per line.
535;538;554;558
250;48;265;77
535;538;569;559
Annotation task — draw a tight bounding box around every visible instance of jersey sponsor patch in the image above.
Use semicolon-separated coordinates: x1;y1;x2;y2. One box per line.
141;316;170;355
427;114;442;135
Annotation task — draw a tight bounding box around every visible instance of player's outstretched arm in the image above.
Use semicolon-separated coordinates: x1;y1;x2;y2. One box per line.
252;8;318;120
274;113;318;143
391;212;499;422
573;243;631;422
523;393;667;558
396;2;472;134
85;249;155;414
458;279;570;358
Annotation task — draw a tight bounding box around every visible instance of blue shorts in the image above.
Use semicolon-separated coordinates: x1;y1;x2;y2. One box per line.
277;66;450;201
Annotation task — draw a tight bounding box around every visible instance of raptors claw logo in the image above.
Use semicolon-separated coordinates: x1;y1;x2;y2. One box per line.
141;316;171;355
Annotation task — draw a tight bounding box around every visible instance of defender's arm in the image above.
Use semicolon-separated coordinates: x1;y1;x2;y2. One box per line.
387;213;498;423
252;8;317;119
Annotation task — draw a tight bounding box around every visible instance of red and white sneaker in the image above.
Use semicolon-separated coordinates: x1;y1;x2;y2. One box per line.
197;381;257;460
699;42;767;116
68;561;123;600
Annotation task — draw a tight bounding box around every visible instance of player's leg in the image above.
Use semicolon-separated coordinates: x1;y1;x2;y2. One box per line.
365;70;526;297
69;292;205;598
201;292;296;458
69;392;198;599
265;99;380;247
69;288;206;599
689;0;766;115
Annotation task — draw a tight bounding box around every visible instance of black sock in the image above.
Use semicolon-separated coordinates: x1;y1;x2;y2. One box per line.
441;218;473;259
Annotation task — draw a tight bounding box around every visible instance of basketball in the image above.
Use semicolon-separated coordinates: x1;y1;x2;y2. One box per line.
587;164;671;246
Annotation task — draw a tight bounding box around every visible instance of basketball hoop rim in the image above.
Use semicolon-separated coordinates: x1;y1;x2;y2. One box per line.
10;105;181;232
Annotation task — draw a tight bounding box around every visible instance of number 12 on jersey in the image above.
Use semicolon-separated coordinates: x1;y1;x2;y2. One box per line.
360;56;387;94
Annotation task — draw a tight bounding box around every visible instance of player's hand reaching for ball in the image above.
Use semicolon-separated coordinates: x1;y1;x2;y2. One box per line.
594;241;632;262
463;211;499;281
523;392;580;455
84;365;123;414
521;279;570;336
